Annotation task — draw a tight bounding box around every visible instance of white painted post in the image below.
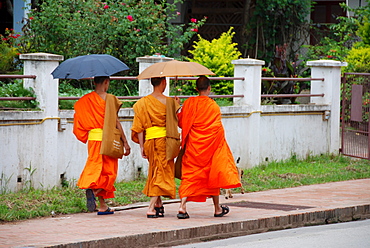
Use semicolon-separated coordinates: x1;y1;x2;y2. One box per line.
232;58;265;107
307;60;347;154
136;56;173;96
232;58;265;168
19;52;64;189
20;53;64;116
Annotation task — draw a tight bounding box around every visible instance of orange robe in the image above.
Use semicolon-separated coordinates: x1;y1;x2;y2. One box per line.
131;95;176;199
178;96;241;202
73;91;118;199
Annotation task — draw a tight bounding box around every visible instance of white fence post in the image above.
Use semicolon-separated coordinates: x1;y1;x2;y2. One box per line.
232;58;264;107
20;53;64;115
307;60;347;154
232;58;265;168
19;52;64;189
136;56;173;96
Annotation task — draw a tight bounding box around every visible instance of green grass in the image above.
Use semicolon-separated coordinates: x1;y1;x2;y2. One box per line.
0;154;369;222
240;154;370;192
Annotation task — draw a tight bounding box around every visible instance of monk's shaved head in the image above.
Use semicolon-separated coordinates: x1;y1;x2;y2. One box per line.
196;76;210;91
151;77;165;86
94;76;109;84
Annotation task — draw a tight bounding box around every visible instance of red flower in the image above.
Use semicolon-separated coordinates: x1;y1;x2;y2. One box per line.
190;18;197;23
191;28;198;32
103;5;109;9
127;15;134;22
327;55;333;58
29;17;34;20
176;12;181;16
262;68;268;72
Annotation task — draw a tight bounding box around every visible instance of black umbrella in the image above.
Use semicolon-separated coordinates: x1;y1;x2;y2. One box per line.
51;54;129;79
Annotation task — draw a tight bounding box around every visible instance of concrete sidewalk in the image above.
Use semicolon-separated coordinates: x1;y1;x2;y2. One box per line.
1;179;370;248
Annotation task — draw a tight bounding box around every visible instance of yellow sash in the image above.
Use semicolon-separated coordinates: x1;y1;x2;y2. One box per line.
145;126;166;140
88;128;103;141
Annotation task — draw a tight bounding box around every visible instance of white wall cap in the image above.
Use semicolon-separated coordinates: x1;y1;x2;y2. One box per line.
306;60;348;67
19;53;64;61
232;58;265;66
136;56;174;63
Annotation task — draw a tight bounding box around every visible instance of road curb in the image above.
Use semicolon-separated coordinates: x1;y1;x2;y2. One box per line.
52;204;370;248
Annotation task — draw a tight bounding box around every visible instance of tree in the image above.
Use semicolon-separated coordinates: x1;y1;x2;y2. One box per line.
242;0;312;64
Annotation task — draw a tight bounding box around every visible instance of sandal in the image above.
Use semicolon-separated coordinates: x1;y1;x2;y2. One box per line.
177;212;190;219
214;205;229;217
97;207;114;215
85;189;96;212
147;214;158;218
154;206;165;217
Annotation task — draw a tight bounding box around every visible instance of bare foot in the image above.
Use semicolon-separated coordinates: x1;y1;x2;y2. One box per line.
97;207;114;215
178;207;187;214
98;200;112;212
214;205;223;215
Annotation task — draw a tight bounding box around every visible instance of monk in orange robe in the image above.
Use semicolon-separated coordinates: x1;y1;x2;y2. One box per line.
177;76;241;219
73;76;131;215
131;77;180;218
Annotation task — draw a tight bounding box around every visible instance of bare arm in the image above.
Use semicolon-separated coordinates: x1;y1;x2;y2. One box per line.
116;118;131;156
137;132;147;159
174;96;181;113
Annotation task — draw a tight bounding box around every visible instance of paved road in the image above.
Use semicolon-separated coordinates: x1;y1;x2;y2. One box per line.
175;219;370;248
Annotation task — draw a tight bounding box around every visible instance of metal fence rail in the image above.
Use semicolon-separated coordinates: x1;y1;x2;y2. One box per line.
0;75;325;102
0;75;36;79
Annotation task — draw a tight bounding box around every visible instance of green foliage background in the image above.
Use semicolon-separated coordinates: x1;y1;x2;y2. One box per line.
302;0;370;73
244;0;312;63
18;0;205;97
23;0;203;72
0;81;38;109
345;45;370;73
181;27;241;96
0;29;21;73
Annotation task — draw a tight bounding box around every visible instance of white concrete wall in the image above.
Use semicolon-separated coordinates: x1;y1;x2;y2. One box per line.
259;105;331;163
0;54;346;192
0;104;337;192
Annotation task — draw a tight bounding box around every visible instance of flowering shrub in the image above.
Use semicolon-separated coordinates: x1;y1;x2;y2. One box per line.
302;36;351;62
21;0;205;75
0;28;21;73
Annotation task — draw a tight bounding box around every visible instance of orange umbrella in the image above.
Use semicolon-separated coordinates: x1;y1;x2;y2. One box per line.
136;60;215;80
